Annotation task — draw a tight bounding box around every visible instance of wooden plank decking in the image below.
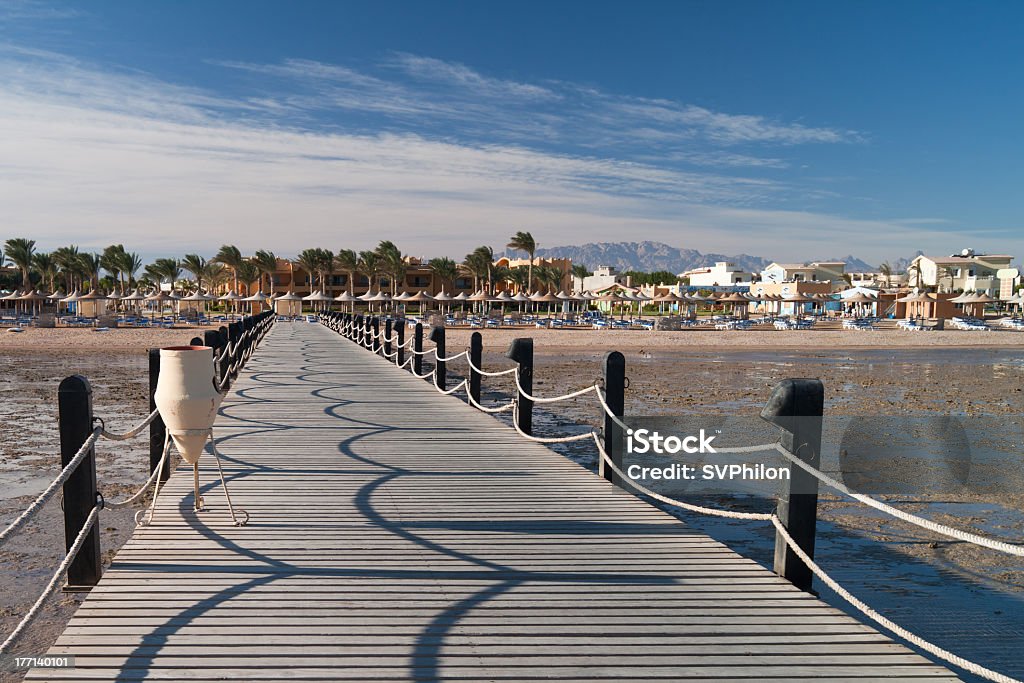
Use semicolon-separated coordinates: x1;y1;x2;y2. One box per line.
30;321;959;681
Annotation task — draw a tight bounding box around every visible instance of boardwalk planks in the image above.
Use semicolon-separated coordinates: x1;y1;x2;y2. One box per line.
29;322;959;681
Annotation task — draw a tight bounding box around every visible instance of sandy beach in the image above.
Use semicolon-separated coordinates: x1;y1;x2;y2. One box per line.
445;325;1024;351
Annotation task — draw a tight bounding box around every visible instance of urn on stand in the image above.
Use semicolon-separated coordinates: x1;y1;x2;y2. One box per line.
148;345;248;526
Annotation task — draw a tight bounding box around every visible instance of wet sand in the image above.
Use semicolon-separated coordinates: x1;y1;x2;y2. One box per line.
0;334;196;678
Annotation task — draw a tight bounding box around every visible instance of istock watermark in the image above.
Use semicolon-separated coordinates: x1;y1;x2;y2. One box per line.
626;428;718;454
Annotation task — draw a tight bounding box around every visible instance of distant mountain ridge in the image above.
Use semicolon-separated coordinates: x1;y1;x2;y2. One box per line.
501;241;770;275
501;241;882;275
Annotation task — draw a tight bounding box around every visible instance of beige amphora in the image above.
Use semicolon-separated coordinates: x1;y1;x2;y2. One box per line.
153;345;222;464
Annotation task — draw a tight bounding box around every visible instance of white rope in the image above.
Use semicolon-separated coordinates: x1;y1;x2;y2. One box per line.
466;391;515;413
509;401;597;443
99;409;159;441
435;378;468;396
435;350;468;363
0;428;101;546
515;374;600;404
772;444;1024;557
772;518;1021;683
104;433;171;509
594;434;776;521
409;346;434;356
0;505;100;656
410;365;434;379
466;356;518;377
594;386;630;431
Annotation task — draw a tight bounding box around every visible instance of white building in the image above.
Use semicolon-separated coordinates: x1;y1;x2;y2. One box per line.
680;262;752;287
907;249;1017;296
761;261;846;287
576;265;627;293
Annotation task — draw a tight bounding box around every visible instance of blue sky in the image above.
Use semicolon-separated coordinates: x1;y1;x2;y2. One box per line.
1;0;1021;265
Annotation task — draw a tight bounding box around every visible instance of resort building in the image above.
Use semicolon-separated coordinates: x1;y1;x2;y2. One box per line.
234;254;570;298
848;271;908;289
681;262;752;287
907;250;1017;297
761;261;847;289
576;265;628;293
493;256;573;292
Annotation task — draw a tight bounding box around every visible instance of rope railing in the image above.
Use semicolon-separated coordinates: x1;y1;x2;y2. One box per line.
0;310;274;656
319;310;1024;683
0;427;101;545
0;505;100;657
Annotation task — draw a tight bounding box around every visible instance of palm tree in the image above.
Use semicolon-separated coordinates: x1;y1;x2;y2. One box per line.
4;238;36;289
79;253;102;290
472;245;495;294
53;245;81;291
32;252;57;292
461;250;488;292
879;262;893;287
214;244;245;297
236;261;260;296
204;262;229;292
376;241;405;294
100;244;127;291
506;231;537;292
181;254;209;292
335;249;358;294
535;264;561;292
253;250;278;295
120;251;143;288
507;266;529;293
429;257;459;292
145;258;181;294
296;249;324;293
358;250;381;294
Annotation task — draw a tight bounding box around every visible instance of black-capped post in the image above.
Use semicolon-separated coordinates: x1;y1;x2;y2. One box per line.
58;375;101;589
413;322;424;376
761;378;824;592
372;317;380;354
384;319;393;358
507;337;533;436
602;351;626;486
429;326;446;390
396;319;406;366
469;331;483;405
148;349;169;483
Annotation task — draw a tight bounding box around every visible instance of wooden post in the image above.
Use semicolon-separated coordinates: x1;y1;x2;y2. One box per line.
413;323;424;376
469;331;482;405
372;317;381;354
58;375;101;590
429;326;446;390
761;378;824;592
396;319;405;367
364;316;372;350
507;338;533;436
148;349;169;483
602;351;626;486
384;319;392;358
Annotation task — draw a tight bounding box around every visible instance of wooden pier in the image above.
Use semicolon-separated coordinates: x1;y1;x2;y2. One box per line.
30;321;958;681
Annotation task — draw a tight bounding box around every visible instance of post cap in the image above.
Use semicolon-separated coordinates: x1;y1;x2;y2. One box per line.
760;378;824;429
507;337;533;362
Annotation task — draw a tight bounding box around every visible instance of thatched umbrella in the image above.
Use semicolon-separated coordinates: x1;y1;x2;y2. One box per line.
405;290;433;316
334;290;360;314
843;291;877;318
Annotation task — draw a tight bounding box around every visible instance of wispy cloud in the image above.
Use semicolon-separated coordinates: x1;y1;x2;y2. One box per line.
212;52;859;163
0;46;975;264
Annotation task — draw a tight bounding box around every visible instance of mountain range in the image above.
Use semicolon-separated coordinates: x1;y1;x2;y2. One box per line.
501;241;884;275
